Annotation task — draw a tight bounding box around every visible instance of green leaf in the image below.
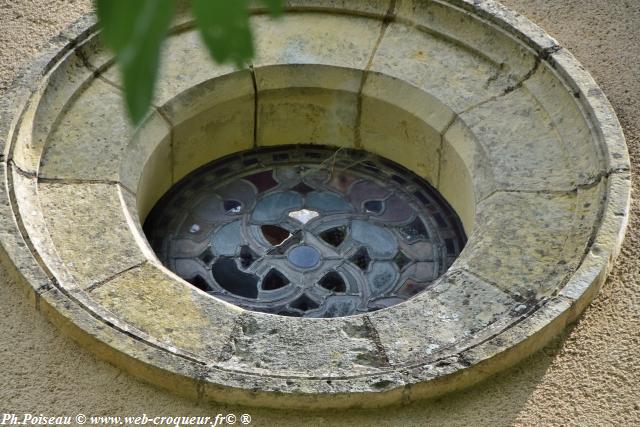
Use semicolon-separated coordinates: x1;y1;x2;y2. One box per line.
260;0;284;16
191;0;255;68
96;0;176;125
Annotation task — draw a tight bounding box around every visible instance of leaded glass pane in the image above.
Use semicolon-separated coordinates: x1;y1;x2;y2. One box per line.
144;146;466;317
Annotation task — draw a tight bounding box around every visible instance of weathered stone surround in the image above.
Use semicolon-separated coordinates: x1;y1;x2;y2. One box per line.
0;0;630;409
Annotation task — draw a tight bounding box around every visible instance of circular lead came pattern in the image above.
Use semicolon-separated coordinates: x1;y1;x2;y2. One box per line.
144;146;466;318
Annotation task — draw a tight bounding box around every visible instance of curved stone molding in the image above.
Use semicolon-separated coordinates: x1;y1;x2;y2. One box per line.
0;0;630;409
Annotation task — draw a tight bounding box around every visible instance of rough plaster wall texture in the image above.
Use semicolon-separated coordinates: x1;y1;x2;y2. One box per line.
0;0;638;426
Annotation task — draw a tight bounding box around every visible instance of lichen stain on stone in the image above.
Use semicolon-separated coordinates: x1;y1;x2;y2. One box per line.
89;263;236;360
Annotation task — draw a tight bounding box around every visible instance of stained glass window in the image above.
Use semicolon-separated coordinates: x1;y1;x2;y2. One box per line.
144;146;466;318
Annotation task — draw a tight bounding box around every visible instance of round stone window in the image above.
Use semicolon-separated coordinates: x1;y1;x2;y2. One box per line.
144;146;466;317
1;0;629;409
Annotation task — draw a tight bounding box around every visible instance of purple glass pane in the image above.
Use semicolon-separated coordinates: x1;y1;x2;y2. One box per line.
349;180;390;210
244;170;278;193
377;195;413;222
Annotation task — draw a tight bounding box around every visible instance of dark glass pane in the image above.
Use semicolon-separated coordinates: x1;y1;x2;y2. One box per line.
211;258;259;299
262;269;290;290
223;200;242;214
198;248;214;265
319;227;347;247
318;272;346;292
445;238;456;254
239;245;258;269
413;191;429;205
261;225;291;246
400;217;429;242
291;182;315;195
361;161;379;172
433;212;447;228
244;170;278;193
391;174;407;184
393;251;411;271
243;158;258;166
364;200;384;214
188;275;211;292
214;167;230;177
290;294;319;312
349;247;371;271
304;152;323;159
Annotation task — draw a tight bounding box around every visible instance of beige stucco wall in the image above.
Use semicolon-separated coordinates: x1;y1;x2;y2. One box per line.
0;1;638;425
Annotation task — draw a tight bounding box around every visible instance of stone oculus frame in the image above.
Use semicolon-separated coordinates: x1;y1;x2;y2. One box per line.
0;0;630;409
